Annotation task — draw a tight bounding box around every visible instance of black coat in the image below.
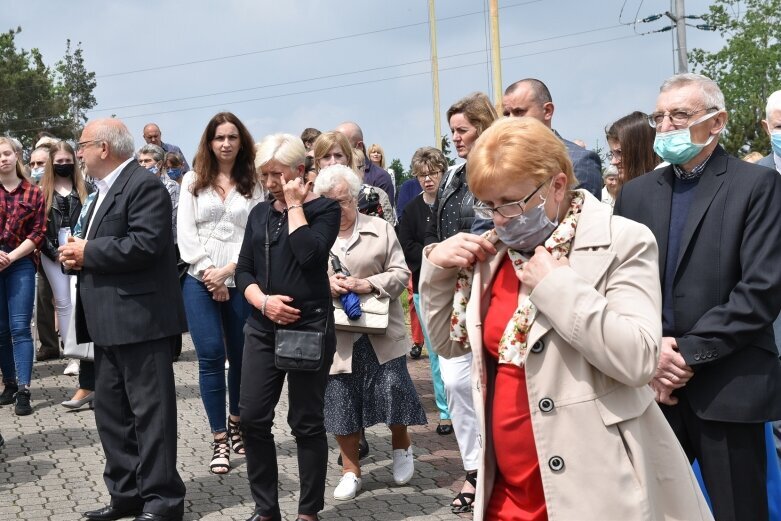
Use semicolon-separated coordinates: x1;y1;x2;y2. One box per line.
41;185;94;261
614;145;781;422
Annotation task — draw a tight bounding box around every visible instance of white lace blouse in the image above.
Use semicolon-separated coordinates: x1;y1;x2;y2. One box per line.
177;171;264;287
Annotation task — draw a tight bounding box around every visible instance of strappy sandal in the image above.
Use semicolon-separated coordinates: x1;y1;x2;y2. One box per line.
210;435;231;474
451;471;477;513
228;417;245;455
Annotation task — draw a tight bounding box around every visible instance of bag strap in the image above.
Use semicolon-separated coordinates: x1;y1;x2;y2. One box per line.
265;204;274;333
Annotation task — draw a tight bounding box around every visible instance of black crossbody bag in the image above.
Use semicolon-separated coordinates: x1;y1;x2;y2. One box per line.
266;205;327;372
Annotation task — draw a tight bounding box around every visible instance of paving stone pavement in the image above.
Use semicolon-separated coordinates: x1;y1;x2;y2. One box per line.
0;336;473;520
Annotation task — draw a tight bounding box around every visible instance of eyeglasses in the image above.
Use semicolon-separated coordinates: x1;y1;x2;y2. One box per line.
76;139;102;151
647;107;717;128
606;149;622;161
473;179;548;219
415;171;443;181
334;197;354;209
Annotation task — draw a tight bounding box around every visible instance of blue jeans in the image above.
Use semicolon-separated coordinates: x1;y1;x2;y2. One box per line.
0;257;36;386
413;293;450;420
183;275;249;433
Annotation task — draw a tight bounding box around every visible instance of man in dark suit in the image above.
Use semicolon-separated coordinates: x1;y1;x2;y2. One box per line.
502;78;602;198
60;119;187;521
614;73;781;520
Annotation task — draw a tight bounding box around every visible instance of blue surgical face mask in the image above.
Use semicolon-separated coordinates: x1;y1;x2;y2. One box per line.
494;194;559;253
167;167;182;180
30;167;44;182
147;165;159;175
771;130;781;157
653;110;720;165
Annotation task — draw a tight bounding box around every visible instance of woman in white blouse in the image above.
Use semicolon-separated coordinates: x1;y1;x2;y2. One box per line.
177;112;264;474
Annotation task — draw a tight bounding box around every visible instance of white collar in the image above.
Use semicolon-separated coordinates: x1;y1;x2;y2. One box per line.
95;158;133;193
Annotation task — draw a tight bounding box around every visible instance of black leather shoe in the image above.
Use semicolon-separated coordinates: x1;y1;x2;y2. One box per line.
409;343;423;359
84;505;142;520
35;348;61;361
436;421;454;436
134;513;182;521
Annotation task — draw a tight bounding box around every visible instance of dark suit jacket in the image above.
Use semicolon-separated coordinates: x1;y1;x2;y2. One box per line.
614;146;781;422
554;131;602;199
75;161;187;347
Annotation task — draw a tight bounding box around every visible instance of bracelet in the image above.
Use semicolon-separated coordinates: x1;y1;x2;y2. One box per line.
261;294;269;316
287;204;303;211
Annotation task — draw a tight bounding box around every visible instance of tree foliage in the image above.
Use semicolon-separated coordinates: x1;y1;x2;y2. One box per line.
0;27;97;149
689;0;781;155
440;134;457;166
388;158;408;185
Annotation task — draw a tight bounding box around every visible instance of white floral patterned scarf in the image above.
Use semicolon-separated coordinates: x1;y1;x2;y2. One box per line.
450;192;584;367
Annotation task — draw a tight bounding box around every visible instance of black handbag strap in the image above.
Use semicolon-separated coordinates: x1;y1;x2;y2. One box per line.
265;204;274;332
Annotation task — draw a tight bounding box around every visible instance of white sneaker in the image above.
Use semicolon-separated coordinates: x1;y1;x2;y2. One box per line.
333;471;361;500
63;359;80;376
392;446;414;485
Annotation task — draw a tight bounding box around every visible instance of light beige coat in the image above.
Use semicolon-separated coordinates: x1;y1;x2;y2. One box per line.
420;192;712;521
329;214;410;375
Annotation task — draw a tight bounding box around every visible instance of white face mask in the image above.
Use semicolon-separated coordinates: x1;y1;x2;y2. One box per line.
30;167;44;182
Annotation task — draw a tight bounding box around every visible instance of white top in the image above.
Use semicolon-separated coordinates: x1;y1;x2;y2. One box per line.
177;170;264;287
86;158;134;236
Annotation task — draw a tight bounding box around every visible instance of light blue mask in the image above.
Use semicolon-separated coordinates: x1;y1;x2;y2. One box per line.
31;167;44;182
653;110;719;165
495;197;559;253
771;131;781;157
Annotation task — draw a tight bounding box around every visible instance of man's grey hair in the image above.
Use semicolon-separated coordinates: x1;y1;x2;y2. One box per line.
137;144;165;162
92;119;135;159
660;73;726;111
313;164;361;200
766;90;781;119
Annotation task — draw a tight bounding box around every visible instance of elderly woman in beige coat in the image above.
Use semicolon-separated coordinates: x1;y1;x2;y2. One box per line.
420;117;712;521
313;164;427;502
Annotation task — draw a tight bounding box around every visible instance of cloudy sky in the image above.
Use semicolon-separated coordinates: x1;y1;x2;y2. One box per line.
11;0;725;169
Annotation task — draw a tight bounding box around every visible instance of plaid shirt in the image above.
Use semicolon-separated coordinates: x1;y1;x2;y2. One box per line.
0;179;46;260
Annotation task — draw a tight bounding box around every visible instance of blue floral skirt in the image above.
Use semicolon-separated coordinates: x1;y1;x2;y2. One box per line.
324;335;427;435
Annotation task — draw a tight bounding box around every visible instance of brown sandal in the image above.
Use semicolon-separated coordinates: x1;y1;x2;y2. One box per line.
228;417;245;455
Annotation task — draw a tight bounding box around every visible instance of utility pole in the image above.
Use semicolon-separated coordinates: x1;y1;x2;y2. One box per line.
665;0;689;73
488;0;503;107
428;0;442;149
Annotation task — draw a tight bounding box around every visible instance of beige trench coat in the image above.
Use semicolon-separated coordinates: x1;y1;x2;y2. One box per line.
328;213;410;375
420;192;712;521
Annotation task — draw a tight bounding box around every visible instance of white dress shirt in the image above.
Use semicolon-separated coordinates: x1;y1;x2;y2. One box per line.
85;158;133;237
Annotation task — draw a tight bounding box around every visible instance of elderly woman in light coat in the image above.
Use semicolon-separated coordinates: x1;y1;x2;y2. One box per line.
313;164;427;502
420;117;712;521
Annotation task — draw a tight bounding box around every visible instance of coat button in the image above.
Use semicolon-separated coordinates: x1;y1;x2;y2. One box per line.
530;340;544;353
548;456;564;472
694;353;701;361
539;398;554;412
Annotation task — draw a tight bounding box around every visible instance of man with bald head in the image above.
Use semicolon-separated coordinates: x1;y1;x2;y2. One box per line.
61;119;187;521
335;121;395;203
142;123;190;172
503;78;602;198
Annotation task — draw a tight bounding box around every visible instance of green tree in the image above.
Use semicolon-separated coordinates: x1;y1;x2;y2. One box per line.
440;134;457;166
55;39;97;139
0;27;97;149
689;0;781;155
388;158;407;185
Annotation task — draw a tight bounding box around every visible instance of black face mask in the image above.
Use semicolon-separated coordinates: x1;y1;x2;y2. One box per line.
53;163;75;178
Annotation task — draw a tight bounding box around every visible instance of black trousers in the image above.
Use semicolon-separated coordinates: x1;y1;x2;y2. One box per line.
661;390;768;521
35;269;59;355
240;324;335;519
94;337;185;517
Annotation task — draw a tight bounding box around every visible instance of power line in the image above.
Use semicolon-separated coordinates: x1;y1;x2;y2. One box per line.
9;23;627;125
95;0;546;80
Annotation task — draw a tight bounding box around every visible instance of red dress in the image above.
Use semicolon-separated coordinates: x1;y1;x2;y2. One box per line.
483;256;547;521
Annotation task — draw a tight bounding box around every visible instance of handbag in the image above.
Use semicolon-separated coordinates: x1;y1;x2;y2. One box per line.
265;205;326;372
63;277;94;361
333;293;389;335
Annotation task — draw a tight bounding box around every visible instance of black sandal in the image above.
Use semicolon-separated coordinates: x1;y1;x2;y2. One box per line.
210;435;231;474
451;471;477;513
228;417;245;455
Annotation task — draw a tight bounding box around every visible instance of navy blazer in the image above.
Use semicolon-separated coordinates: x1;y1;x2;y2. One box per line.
614;146;781;422
75;161;187;347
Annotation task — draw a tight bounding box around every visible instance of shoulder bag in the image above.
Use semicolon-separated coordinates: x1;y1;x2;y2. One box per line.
266;204;327;372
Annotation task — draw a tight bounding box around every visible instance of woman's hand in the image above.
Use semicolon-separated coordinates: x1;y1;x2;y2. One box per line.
520;246;569;291
330;273;350;297
427;232;496;269
282;176;311;206
264;294;301;326
211;284;230;302
343;277;373;295
0;251;11;271
202;265;233;292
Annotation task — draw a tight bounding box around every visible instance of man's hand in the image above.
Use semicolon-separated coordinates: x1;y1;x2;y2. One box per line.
650;337;693;406
58;236;87;271
520;246;570;290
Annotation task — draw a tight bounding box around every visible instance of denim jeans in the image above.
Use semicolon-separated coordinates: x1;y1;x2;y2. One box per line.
182;275;249;433
0;257;36;386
